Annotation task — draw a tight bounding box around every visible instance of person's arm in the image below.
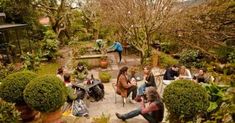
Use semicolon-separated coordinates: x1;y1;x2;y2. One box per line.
141;102;158;114
119;75;132;89
145;73;155;86
186;69;192;79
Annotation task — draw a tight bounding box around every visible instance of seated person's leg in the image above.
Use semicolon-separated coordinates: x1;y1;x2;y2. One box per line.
127;85;137;100
138;83;146;96
116;108;141;121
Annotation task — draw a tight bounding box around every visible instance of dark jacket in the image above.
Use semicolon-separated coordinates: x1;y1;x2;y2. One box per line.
145;73;156;87
163;68;179;80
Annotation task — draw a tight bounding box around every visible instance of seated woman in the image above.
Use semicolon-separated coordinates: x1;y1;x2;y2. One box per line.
178;66;192;80
135;66;156;102
73;62;88;82
193;69;209;83
116;66;137;104
116;87;164;123
163;65;179;80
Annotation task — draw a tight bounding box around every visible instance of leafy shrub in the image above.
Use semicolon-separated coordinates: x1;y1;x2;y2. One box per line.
41;30;59;61
92;113;110;123
214;46;235;63
0;99;21;123
160;42;178;54
99;71;111;83
0;63;21;82
0;71;37;104
23;75;66;112
21;52;41;71
159;52;178;68
179;50;204;68
163;80;209;122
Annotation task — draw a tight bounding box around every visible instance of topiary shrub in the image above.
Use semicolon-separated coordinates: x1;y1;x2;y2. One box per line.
23;75;66;113
163;80;209;122
0;99;21;123
0;71;37;104
99;71;111;83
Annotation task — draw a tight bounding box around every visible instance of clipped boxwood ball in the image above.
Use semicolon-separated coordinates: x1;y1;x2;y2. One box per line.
163;80;209;120
23;75;66;112
0;71;37;104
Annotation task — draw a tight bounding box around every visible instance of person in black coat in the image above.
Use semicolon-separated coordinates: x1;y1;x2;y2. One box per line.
163;65;179;80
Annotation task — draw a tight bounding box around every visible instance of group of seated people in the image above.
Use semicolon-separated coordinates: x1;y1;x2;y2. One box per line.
115;66;163;123
163;64;210;83
115;65;211;123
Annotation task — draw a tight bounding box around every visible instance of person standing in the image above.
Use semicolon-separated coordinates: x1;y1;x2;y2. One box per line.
110;41;123;63
116;87;164;123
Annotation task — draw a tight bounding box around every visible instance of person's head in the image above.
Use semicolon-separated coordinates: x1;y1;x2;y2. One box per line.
57;67;64;75
179;66;187;75
143;66;151;75
64;73;70;83
198;69;204;76
77;62;85;71
146;87;160;102
172;64;179;72
119;66;128;76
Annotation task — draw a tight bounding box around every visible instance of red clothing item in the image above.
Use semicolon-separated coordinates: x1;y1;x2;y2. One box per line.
140;100;164;122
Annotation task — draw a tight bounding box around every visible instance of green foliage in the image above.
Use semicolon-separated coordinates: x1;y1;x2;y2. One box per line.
36;63;60;76
160;42;178;54
163;80;209;122
159;52;178;68
201;83;235;122
0;71;37;104
77;60;93;70
99;71;111;83
41;30;59;61
92;113;110;123
0;99;21;123
21;52;41;71
179;50;204;68
23;75;66;112
214;46;235;63
0;63;21;82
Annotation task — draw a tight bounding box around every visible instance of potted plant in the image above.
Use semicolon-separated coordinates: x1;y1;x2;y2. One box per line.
0;71;38;122
0;99;21;123
23;75;66;123
100;56;108;69
99;71;111;83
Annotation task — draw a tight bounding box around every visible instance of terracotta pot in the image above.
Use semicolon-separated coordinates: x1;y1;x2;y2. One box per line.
100;60;108;69
15;104;37;122
42;109;63;123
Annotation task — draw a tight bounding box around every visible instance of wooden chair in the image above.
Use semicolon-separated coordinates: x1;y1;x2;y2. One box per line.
111;82;126;107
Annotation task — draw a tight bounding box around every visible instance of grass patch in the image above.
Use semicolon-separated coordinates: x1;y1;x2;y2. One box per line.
36;63;60;76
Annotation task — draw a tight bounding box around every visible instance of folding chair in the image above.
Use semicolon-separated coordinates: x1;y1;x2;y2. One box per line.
111;83;126;107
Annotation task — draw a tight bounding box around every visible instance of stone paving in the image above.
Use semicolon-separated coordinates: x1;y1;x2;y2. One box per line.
62;51;167;123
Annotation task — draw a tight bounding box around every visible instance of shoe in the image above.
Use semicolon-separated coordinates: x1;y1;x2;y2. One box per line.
115;113;125;121
129;99;137;104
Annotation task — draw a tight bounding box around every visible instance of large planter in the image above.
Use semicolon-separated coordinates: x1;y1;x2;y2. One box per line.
100;60;108;69
16;104;38;122
42;109;63;123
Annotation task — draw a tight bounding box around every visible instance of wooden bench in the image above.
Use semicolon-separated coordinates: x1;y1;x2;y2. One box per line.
79;54;108;59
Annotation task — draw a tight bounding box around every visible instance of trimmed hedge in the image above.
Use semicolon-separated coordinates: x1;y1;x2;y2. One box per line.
23;75;66;112
0;71;37;104
163;80;209;121
99;71;111;83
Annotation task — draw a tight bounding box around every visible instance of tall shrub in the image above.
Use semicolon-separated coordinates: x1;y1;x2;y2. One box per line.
23;75;66;112
163;80;209;122
0;71;37;104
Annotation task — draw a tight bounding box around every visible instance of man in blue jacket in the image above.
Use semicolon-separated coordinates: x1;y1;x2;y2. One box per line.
110;41;123;63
